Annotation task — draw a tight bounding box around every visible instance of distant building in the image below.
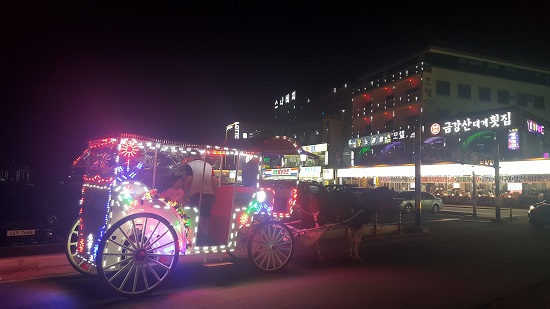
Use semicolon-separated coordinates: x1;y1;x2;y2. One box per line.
0;160;30;184
343;42;550;193
272;87;354;176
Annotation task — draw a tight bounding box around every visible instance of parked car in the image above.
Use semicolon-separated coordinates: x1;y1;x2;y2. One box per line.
325;184;359;193
528;200;550;228
394;190;443;214
0;184;58;246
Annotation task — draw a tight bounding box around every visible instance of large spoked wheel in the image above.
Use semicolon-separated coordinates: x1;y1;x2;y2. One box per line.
65;218;97;276
227;225;252;260
248;221;294;272
96;213;179;298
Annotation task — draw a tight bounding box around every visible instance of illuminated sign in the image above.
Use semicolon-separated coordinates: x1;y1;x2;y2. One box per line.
431;123;440;135
436;111;512;135
299;166;321;178
225;122;240;140
527;119;544;135
391;129;410;140
348;129;412;149
302;143;328;153
234;122;240;139
323;168;334;180
263;168;299;180
348;132;391;149
508;128;520;150
274;91;297;106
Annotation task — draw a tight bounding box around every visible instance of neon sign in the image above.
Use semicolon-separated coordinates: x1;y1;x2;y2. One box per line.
527;119;544;135
348;129;413;149
263;168;299;180
348;132;392;149
438;111;512;134
508;128;520;150
274;91;297;107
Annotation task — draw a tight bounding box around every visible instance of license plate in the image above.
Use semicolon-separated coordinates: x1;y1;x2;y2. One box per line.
7;229;36;236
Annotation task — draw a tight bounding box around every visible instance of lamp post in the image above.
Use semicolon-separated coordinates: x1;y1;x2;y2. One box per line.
493;132;502;223
472;169;477;217
414;119;422;228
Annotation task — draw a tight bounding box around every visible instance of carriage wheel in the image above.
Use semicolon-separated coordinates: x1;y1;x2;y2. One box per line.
248;221;294;272
96;213;179;298
65;218;97;276
227;225;252;260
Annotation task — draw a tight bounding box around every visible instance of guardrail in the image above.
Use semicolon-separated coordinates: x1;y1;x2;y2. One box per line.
440;196;540;209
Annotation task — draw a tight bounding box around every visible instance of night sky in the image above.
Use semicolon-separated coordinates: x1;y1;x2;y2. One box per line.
3;2;549;181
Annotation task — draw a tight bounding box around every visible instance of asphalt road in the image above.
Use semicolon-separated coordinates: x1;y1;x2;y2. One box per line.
1;206;550;308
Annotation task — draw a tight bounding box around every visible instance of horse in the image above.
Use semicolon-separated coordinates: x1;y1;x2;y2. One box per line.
300;186;395;262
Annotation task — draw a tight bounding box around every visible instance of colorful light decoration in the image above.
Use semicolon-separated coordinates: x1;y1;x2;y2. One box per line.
239;213;250;226
78;238;85;254
238;188;275;225
246;189;273;214
92;152;112;168
120;140;139;158
115;139;145;181
115;161;144;181
118;186;136;209
72;139;118;167
86;234;94;254
83;174;114;186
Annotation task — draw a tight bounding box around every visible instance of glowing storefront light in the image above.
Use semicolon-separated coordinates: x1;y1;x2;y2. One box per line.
338;159;550;178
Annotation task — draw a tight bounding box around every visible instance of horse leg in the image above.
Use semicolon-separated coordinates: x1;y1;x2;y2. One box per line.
349;224;367;262
347;227;356;259
312;211;325;263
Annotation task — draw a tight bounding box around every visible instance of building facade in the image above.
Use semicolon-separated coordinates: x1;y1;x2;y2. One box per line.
342;43;550;202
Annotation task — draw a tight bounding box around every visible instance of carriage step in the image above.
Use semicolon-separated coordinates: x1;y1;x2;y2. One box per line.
203;261;234;267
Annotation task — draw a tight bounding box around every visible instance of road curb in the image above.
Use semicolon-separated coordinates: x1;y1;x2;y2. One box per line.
0;253;67;273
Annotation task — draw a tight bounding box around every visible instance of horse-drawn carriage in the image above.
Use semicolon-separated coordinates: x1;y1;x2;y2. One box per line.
65;133;394;298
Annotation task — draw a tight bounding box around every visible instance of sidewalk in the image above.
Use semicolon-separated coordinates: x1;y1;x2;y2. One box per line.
0;242;73;282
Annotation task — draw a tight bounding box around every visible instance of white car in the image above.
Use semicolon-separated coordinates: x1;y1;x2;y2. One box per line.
394;191;443;214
